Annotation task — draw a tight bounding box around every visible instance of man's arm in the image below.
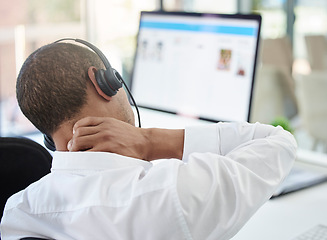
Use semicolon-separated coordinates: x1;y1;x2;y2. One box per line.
66;118;297;239
68;117;184;160
177;122;297;239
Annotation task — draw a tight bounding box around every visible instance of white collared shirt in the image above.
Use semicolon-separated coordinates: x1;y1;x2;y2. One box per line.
0;122;297;240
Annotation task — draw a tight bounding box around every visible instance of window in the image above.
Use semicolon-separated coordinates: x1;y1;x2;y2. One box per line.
87;0;157;85
164;0;237;13
252;0;287;38
0;0;84;137
0;0;157;137
293;0;327;58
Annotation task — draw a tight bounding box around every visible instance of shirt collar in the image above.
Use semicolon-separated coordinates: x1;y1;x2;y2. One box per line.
51;151;153;171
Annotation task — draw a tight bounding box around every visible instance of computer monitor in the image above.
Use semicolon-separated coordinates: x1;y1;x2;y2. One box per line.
130;11;262;122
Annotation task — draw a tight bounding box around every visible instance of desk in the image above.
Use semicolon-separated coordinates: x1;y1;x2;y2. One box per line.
231;160;327;240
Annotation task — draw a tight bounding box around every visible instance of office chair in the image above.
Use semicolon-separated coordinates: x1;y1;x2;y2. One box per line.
0;137;52;220
20;238;50;240
251;36;298;123
304;35;327;71
296;71;327;152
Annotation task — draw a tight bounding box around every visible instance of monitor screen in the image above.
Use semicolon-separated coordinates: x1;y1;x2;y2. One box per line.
130;11;261;122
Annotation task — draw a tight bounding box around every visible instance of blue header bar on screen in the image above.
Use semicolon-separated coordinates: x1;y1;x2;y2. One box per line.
140;21;257;36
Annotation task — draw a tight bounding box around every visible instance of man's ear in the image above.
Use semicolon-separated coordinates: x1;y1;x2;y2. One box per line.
88;66;112;101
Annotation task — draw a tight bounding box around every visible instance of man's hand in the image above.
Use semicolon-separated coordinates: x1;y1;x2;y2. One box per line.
67;117;148;159
67;117;184;161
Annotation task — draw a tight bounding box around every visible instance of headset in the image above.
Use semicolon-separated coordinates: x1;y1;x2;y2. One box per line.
43;38;141;151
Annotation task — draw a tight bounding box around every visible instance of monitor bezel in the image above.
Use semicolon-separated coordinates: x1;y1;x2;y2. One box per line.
129;11;262;123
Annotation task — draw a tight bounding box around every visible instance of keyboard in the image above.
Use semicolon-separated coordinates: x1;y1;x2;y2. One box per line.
293;225;327;240
272;166;327;198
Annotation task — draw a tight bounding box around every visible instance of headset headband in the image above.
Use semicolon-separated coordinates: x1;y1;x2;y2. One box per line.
44;38;141;151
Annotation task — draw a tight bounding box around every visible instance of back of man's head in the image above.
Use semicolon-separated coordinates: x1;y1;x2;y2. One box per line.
16;42;104;136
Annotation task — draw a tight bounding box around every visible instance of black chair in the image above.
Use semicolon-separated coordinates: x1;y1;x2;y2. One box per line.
20;238;50;240
0;137;52;220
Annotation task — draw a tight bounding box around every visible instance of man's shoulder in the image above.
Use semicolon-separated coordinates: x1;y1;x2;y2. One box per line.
3;173;51;213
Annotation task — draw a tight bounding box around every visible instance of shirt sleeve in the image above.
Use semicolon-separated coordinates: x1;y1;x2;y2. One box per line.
177;122;297;240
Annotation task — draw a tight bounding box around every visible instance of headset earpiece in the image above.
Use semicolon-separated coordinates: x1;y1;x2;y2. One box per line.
95;69;122;97
44;134;56;152
103;68;123;96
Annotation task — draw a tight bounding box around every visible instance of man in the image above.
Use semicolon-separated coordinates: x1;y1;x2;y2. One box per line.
0;41;297;240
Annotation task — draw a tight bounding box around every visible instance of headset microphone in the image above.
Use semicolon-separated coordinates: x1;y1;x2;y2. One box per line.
44;38;141;151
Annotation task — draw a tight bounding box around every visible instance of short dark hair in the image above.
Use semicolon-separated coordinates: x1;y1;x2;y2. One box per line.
16;42;104;135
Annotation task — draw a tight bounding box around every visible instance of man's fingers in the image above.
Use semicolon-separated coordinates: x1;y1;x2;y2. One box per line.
73;125;101;138
69;129;115;152
69;134;96;151
73;116;103;131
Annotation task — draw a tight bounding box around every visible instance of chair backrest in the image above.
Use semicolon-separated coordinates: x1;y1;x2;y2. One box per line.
20;238;50;240
296;71;327;141
0;137;52;220
261;36;294;71
251;65;298;124
304;35;327;71
252;36;298;123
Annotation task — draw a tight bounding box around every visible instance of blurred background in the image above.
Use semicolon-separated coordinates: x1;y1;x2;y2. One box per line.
0;0;326;153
